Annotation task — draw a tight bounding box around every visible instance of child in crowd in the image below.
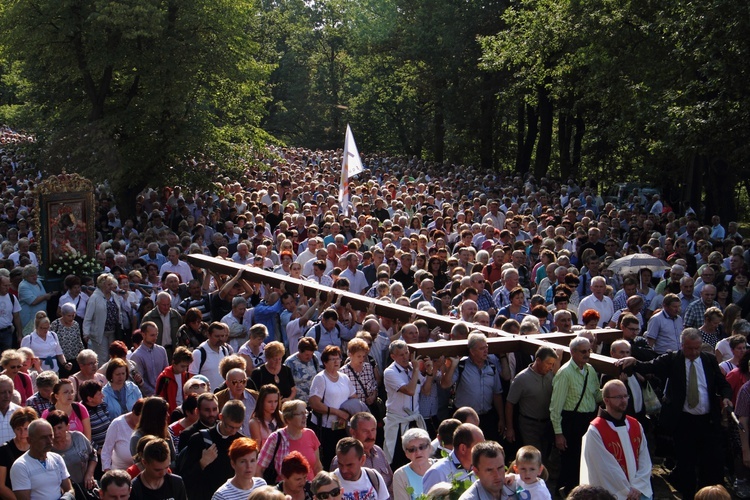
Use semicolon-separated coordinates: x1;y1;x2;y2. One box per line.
504;446;551;500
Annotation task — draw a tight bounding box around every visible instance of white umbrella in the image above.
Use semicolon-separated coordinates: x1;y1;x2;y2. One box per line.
606;253;670;276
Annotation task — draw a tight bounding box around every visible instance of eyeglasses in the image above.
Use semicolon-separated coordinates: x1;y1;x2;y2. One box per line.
293;410;310;417
606;394;630;400
316;488;341;500
230;379;248;385
405;442;431;453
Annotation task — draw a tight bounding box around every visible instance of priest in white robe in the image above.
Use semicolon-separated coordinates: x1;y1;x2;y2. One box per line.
580;380;653;500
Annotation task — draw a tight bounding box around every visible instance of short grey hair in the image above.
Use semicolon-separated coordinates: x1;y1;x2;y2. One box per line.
388;339;408;355
569;336;591;351
467;332;487;350
60;303;76;315
681;328;701;344
554;309;572;322
401;427;431;451
232;296;247;308
76;349;97;365
21;265;38;279
156;291;172;304
733;320;750;336
36;371;59;389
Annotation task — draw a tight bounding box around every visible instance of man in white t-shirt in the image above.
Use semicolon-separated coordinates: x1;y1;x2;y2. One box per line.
333;438;389;500
340;254;369;295
159;247;193;284
577;276;614;326
0;276;22;352
11;419;74;499
189;322;233;390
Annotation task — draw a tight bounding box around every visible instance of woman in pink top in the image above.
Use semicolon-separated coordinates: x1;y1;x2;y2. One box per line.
257;399;323;481
41;378;91;440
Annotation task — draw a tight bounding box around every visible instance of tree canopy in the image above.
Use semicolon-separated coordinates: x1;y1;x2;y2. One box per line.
0;0;272;213
1;0;748;219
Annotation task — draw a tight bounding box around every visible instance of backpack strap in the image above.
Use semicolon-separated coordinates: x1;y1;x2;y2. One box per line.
364;468;380;495
198;346;208;373
71;403;83;421
314;324;322;345
155;375;170;398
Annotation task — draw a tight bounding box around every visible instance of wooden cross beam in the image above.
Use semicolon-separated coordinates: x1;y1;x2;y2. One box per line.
187;254;622;376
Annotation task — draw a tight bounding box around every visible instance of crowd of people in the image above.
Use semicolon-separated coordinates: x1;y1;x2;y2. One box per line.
0;126;748;500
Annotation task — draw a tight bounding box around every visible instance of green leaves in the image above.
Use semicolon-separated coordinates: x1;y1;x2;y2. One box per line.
0;0;271;214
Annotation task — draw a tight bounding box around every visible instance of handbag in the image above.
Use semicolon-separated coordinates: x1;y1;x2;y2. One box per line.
263;431;282;485
642;381;661;415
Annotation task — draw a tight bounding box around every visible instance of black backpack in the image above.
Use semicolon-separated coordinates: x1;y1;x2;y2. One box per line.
174;428;212;476
308;323;341;346
196;344;230;373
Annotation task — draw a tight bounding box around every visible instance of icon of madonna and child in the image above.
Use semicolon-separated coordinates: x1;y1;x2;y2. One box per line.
50;202;88;260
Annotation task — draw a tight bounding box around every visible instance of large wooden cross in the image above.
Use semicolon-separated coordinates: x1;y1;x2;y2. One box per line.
187;254;621;376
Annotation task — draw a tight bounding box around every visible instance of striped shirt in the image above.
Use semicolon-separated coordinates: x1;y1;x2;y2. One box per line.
211;477;267;500
86;403;111;451
549;360;602;434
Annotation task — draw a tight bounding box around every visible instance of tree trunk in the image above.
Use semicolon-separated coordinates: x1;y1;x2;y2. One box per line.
704;158;736;222
515;100;526;174
534;86;553;178
114;182;146;223
558;110;571;179
688;153;706;219
433;96;445;163
571;112;585;179
479;74;494;169
521;102;537;175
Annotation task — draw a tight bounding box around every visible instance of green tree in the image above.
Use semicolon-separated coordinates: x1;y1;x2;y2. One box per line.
0;0;272;216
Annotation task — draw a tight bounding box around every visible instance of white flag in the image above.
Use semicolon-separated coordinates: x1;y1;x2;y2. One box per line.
339;124;363;215
343;124;363;177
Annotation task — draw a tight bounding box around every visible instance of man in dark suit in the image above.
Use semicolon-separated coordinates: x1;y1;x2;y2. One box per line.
617;328;733;500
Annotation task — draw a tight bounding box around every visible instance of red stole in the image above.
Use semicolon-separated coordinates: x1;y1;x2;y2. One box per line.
591;416;641;480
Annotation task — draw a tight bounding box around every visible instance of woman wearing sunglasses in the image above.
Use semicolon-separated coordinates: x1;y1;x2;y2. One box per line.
392;428;435;500
312;471;343;500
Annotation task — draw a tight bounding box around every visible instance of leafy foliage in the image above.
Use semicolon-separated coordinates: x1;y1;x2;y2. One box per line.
0;0;272;214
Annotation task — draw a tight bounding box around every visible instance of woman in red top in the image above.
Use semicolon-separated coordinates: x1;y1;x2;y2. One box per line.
0;350;32;403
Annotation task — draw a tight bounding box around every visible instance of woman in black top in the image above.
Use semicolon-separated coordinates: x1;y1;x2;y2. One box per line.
250;341;296;402
0;407;36;498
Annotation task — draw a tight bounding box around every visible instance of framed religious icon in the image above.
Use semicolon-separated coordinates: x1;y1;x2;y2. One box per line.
34;173;96;277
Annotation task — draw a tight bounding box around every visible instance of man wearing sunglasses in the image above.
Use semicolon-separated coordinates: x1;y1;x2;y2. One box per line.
332;437;389;500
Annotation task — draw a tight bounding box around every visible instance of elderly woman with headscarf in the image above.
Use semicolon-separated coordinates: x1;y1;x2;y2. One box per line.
83;273;122;365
